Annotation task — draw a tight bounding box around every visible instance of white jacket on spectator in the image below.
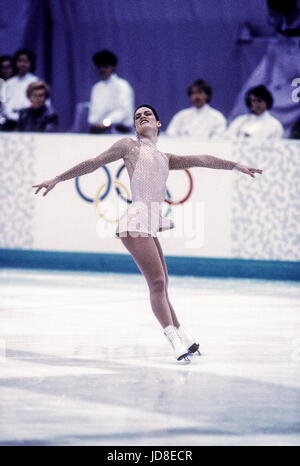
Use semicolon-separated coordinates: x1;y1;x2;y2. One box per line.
4;72;39;121
166;104;227;139
226;110;284;139
88;73;134;127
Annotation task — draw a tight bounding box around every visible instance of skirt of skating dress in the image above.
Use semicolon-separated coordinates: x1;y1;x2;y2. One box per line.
115;200;175;238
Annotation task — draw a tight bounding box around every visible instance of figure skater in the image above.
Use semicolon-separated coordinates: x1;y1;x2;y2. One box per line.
32;104;263;362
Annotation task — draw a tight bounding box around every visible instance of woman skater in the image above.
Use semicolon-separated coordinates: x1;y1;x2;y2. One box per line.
32;104;263;362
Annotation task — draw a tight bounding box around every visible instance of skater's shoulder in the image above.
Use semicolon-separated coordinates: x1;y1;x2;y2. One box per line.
108;137;138;157
111;136;136;149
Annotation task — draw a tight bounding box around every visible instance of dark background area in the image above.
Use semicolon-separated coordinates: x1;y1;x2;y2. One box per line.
0;0;295;132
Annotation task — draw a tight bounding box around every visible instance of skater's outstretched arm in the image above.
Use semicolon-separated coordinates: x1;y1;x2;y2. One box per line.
167;153;263;178
32;137;132;196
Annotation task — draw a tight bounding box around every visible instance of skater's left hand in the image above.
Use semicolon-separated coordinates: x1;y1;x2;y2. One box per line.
233;163;263;178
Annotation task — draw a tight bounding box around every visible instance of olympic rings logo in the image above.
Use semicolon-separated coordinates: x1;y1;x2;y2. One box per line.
75;163;193;223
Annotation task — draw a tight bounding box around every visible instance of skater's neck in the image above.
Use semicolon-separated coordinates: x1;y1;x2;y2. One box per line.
139;135;158;147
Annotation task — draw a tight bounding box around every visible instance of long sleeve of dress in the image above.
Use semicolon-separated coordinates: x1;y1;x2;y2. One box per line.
56;137;130;182
167;153;238;171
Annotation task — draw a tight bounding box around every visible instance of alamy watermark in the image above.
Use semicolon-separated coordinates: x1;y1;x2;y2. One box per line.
95;199;205;248
291;78;300;103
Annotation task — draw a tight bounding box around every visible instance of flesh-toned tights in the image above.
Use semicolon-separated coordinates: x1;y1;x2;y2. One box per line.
120;233;180;329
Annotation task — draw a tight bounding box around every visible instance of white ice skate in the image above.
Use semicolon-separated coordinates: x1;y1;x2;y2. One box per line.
176;325;201;356
164;325;190;362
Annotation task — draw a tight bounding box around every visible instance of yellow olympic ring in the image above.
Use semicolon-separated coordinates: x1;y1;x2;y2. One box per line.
95;180;131;223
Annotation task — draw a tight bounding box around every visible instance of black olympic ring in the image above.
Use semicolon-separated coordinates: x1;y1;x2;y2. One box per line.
115;164;132;204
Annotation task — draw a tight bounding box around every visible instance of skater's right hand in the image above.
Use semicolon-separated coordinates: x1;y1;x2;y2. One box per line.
233;163;263;178
32;177;60;197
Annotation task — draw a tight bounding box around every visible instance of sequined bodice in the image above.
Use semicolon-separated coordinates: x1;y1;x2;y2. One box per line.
130;141;169;203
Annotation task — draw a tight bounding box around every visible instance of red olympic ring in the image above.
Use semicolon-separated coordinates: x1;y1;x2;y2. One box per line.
164;169;193;205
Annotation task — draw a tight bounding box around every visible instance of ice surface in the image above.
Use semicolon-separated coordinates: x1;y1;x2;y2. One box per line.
0;268;299;446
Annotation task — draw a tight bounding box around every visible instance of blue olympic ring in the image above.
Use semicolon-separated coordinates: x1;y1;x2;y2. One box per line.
75;166;111;203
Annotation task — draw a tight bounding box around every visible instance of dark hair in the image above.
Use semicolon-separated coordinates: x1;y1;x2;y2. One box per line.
0;55;13;79
245;85;273;109
134;104;160;121
0;55;12;66
13;48;36;73
93;50;118;67
187;79;212;102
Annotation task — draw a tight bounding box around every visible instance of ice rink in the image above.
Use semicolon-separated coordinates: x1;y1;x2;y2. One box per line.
0;268;299;446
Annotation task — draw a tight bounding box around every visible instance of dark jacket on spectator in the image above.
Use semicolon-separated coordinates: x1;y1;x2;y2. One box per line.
290;117;300;139
16;105;58;132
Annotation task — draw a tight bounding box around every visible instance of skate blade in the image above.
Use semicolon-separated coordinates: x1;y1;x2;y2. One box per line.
177;353;191;363
188;343;201;356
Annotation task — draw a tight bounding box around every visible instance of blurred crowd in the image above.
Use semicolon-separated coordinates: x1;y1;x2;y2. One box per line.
0;48;299;139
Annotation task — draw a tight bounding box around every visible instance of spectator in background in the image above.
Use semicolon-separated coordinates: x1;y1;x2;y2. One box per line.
16;81;58;132
226;85;284;139
88;50;134;134
0;55;14;81
290;116;300;139
166;79;227;139
4;49;39;126
0;55;14;129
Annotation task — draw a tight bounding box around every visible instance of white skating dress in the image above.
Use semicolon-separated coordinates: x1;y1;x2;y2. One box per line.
115;139;174;237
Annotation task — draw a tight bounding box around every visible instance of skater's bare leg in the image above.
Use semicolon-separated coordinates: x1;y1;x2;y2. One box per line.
120;233;173;328
153;238;200;355
153;236;180;328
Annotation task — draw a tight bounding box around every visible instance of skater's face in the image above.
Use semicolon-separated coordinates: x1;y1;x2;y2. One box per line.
134;107;161;136
189;86;208;108
249;94;267;116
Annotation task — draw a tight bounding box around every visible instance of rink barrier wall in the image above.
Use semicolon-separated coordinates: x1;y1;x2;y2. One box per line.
0;249;299;282
1;134;299;263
